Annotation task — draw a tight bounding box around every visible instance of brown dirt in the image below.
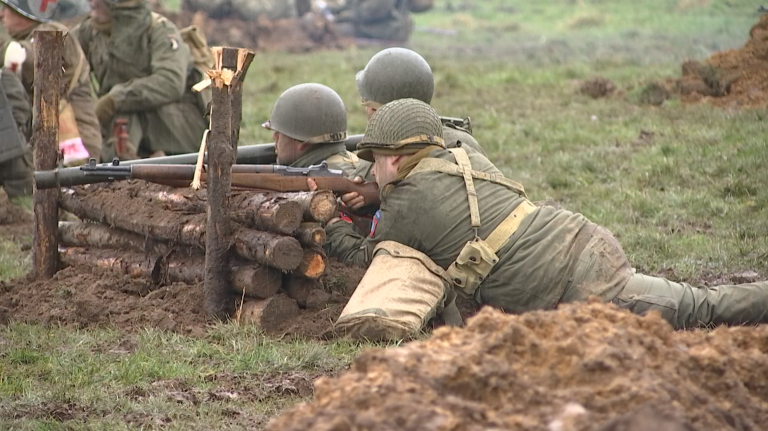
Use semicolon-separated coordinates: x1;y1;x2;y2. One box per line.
678;15;768;108
163;10;352;53
579;76;616;99
0;256;365;339
266;301;768;431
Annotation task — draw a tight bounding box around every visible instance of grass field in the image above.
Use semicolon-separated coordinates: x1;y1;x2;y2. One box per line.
2;0;768;429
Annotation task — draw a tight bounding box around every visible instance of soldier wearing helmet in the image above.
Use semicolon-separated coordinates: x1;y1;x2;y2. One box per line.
356;47;487;157
325;98;768;332
0;0;103;162
264;83;372;183
332;47;496;212
71;0;208;159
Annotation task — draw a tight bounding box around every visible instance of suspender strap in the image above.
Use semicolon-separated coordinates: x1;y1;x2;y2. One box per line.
448;148;481;228
407;153;527;198
485;199;537;252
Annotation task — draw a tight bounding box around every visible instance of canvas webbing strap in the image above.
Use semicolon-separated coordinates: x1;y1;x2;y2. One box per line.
407;152;527;197
485;199;536;252
448;148;481;228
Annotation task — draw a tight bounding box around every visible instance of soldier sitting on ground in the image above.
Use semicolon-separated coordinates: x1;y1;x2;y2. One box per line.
0;68;32;200
330;0;413;42
0;1;103;163
323;98;768;332
72;0;209;159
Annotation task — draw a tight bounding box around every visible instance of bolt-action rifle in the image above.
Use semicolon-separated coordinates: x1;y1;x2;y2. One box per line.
35;159;381;207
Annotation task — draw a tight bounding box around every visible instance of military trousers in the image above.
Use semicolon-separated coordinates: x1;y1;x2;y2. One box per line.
559;225;768;329
102;102;207;161
0;150;33;199
613;274;768;329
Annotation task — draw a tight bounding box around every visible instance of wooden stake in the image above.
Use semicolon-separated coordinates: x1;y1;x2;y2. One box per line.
32;30;63;280
204;47;238;319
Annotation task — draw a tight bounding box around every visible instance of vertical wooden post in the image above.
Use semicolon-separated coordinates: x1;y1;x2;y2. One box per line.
32;30;63;280
204;47;254;320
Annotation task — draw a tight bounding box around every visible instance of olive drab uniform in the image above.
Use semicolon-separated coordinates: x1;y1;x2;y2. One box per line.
0;21;103;162
72;0;208;158
290;142;373;181
0;69;32;198
331;0;414;41
327;98;768;330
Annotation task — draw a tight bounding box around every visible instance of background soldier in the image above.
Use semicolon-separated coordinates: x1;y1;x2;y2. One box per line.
263;83;371;180
325;98;768;330
73;0;208;159
0;68;32;199
356;47;487;157
330;0;413;42
0;0;103;162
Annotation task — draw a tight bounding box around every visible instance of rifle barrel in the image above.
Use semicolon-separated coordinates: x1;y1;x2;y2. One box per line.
33;135;365;189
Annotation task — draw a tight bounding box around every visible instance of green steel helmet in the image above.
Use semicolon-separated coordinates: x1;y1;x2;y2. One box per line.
0;0;58;22
263;83;347;144
356;48;435;108
357;98;444;162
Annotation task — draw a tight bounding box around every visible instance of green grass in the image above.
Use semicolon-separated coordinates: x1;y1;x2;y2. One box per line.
3;0;768;428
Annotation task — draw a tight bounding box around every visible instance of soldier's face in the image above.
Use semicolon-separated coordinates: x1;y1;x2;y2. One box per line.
88;0;111;23
0;7;35;34
274;132;306;165
371;153;400;187
365;106;377;120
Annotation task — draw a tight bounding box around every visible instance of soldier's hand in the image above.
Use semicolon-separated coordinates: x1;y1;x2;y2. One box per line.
306;178;318;191
341;177;366;210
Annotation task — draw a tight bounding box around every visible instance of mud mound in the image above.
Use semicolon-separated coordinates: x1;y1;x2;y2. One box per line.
579;76;616;99
163;10;351;53
267;301;768;431
0;259;365;339
678;15;768;108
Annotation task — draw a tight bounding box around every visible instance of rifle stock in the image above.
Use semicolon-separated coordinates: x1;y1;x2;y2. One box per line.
208;173;381;207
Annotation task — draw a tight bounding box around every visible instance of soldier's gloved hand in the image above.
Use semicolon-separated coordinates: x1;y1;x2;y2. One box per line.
341;176;366;210
3;41;26;76
95;94;117;126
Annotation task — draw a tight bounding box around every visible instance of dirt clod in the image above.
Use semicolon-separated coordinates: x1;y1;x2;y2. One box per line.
266;302;768;431
579;76;616;99
678;15;768;108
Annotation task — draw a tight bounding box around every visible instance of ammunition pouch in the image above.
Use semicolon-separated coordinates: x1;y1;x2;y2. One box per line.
334;241;454;341
447;238;499;298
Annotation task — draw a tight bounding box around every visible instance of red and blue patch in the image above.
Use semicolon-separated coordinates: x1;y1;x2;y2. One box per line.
369;210;381;237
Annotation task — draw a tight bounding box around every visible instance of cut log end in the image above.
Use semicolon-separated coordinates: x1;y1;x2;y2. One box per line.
240;294;299;332
269;200;303;235
296;248;327;280
231;265;282;299
268;237;305;271
309;191;338;223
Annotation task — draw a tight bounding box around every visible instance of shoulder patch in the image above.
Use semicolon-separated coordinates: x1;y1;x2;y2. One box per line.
369;210;381;237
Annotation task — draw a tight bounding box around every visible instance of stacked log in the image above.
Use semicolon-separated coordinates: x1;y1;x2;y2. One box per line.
56;181;340;329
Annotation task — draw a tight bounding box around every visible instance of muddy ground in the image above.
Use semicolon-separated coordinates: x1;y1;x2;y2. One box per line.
267;301;768;431
0;258;365;339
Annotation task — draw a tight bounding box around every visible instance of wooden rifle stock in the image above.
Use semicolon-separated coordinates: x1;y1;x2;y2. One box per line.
126;165;381;207
214;173;381;207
